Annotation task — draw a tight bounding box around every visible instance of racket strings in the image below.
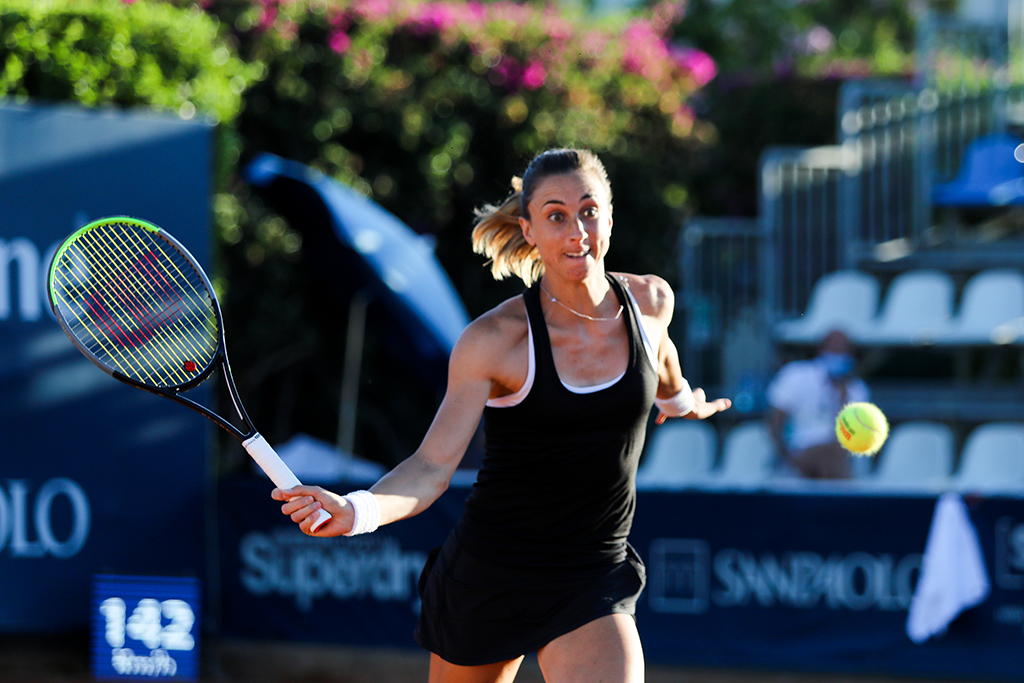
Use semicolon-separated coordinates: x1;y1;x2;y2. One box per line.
58;242;190;384
78;250;179;351
59;230;214;386
77;245;198;371
73;226;215;375
52;221;219;388
85;234;195;346
100;251;183;338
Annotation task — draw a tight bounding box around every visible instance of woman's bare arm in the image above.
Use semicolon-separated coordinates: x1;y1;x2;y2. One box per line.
273;308;520;535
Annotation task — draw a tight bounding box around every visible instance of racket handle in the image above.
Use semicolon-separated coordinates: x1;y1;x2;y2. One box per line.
243;433;331;532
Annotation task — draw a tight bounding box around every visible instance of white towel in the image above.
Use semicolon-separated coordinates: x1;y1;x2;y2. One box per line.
906;492;990;643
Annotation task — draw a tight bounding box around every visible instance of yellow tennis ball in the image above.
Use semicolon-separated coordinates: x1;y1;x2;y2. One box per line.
835;402;889;455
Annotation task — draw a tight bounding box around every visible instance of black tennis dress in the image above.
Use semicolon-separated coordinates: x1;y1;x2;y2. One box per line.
415;274;659;665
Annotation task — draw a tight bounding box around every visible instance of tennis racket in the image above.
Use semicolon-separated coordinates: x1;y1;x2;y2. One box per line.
47;216;331;531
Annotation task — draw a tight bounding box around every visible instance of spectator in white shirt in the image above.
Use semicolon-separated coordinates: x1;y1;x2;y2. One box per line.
766;329;869;479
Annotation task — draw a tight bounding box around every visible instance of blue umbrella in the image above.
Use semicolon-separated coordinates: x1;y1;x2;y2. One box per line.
244;153;469;360
243;153;470;450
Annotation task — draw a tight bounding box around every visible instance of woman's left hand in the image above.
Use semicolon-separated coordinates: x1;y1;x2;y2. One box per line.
656;387;731;423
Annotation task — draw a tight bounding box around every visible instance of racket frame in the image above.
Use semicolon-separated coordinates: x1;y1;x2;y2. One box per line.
48;216;257;443
48;216;332;531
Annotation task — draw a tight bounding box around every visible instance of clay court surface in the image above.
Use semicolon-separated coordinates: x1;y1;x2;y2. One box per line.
0;634;992;683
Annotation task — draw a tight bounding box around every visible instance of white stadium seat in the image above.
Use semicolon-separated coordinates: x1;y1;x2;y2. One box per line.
710;421;777;489
636;421;717;490
859;269;955;345
869;421;954;492
937;268;1024;345
774;269;879;344
952;422;1024;494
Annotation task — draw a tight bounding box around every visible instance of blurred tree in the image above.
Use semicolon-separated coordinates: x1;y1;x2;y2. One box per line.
659;0;919;217
3;0;936;469
196;0;718;465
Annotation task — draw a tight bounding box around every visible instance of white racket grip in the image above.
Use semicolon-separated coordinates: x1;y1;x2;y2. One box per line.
243;433;331;532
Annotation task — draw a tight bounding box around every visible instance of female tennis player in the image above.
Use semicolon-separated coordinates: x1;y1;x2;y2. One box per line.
274;148;731;683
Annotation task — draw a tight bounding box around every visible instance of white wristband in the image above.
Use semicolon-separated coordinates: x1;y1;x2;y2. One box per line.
342;490;380;536
654;380;694;417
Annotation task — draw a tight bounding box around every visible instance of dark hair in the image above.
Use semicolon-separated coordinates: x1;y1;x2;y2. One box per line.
471;148;612;285
519;148;612;219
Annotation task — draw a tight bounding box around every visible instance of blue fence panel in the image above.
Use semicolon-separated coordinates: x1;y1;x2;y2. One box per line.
0;102;212;632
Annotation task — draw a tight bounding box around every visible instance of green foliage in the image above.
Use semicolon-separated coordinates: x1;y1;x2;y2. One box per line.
0;0;261;469
202;0;714;292
662;0;920;218
196;0;720;462
0;0;252;122
0;0;256;198
0;0;721;466
668;0;917;79
2;0;950;466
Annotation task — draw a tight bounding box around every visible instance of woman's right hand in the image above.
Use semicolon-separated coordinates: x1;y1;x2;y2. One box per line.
271;485;354;536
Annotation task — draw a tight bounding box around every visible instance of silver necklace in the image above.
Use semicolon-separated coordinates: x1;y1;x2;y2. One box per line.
539;284;623;322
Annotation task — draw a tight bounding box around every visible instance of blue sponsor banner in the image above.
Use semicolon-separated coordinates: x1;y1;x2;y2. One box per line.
91;575;201;681
0;102;212;632
218;477;1024;680
217;475;466;647
629;490;1024;680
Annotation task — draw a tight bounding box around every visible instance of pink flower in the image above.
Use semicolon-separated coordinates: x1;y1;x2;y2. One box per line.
522;61;547;90
331;11;352;30
489;55;548;92
352;0;394;24
674;47;717;87
490;56;519;88
649;0;686;33
257;4;278;31
620;22;671;79
329;30;351;54
542;13;573;43
672;106;695;134
407;3;456;36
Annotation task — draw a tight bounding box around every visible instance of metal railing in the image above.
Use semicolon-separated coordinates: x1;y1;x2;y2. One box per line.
678;217;771;412
762;82;1012;324
677;15;1022;394
836;80;1007;261
759;145;856;325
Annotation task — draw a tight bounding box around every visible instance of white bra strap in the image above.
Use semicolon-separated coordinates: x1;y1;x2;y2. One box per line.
623;284;659;371
486;316;535;408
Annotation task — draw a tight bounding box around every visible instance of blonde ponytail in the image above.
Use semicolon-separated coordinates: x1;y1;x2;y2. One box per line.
471;176;544;286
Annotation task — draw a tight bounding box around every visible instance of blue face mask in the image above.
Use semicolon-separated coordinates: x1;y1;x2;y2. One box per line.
819;352;854;379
